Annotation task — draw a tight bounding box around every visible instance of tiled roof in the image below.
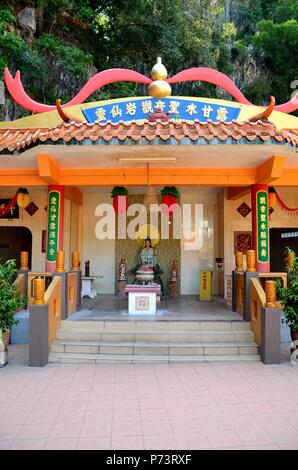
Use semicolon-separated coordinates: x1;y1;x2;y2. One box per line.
0;119;297;153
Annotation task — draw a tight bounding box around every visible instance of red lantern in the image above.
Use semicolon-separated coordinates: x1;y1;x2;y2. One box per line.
161;194;178;215
112;194;128;214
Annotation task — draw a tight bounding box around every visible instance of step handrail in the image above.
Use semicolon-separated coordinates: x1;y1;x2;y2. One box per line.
250;278;266;346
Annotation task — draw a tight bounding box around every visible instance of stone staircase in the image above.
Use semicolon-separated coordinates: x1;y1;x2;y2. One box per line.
48;319;260;363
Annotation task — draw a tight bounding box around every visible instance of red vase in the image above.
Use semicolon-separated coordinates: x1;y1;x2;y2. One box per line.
291;329;298;341
161;194;177;215
113;195;128;214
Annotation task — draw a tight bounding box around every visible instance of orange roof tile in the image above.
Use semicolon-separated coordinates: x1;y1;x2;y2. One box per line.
0;120;297;153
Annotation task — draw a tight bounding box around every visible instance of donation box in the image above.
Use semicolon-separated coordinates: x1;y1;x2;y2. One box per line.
199;270;213;301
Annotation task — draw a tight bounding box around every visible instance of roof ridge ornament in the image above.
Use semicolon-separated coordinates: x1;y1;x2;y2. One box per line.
148;57;172;98
249;96;276;123
55;99;83;124
3;65;298;115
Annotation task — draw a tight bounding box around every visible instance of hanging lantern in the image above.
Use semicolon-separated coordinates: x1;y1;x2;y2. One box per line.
160;186;180;216
111;186;128;214
268;187;277;210
17;188;29;208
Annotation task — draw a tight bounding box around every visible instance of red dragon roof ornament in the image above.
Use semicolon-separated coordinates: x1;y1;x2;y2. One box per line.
4;57;298;115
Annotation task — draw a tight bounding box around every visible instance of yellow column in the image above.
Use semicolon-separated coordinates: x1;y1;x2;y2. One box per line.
71;251;80;271
33;278;45;305
20;251;29;270
235;251;244;272
265;280;277;308
246;249;256;272
56;250;65;273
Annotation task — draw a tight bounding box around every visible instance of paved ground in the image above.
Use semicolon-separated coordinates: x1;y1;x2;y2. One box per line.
0;344;298;450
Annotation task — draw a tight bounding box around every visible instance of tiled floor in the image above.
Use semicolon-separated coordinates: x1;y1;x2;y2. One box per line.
74;295;242;321
0;344;298;450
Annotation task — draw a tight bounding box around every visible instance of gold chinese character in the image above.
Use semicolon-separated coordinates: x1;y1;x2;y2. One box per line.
169;101;180;114
259;197;266;204
49;231;56;239
186;103;197;116
49;240;55;247
260;206;266;213
260;231;267;239
50;206;56;213
216;107;228;122
260;214;266;222
50;197;57;205
126;102;137;116
141;100;153;114
260;223;267;230
154;100;165;111
260;240;267;248
202;105;213;119
49;248;55;255
50;215;56;222
49;223;56;230
95;107;106;121
261;248;267;257
111;105;122;118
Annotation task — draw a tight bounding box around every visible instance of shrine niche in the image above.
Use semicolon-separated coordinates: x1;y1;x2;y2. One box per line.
115;194;180;295
234;231;252;254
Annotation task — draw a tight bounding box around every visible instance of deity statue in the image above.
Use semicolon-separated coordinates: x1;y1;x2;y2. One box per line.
170;260;179;281
118;258;127;281
139;238;156;268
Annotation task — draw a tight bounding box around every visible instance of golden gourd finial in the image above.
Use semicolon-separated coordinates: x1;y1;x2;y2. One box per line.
148;57;171;98
151;57;167;81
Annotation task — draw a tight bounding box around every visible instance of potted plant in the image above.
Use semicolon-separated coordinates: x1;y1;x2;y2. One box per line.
0;259;25;350
160;186;180;216
276;247;298;341
111;186;129;214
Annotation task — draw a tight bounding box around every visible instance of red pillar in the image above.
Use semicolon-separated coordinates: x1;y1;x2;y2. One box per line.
251;183;270;272
45;185;64;273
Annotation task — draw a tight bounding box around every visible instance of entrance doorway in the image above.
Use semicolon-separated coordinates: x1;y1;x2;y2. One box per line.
270;227;298;271
0;227;32;268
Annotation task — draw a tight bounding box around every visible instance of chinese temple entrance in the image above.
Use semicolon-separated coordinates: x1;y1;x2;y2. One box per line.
0;227;32;268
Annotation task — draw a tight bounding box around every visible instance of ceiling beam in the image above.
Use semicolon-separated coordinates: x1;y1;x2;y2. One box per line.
227;186;251;200
36;153;61;185
65;186;83;205
257;156;286;184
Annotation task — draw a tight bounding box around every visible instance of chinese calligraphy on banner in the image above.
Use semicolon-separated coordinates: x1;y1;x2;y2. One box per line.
256;191;269;264
82;97;241;124
46;190;60;264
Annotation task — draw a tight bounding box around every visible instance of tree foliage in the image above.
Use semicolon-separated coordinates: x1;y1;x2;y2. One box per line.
0;0;297;119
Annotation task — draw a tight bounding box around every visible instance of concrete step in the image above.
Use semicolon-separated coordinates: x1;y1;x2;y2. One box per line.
48;351;261;364
56;329;255;343
51;339;258;356
61;319;251;332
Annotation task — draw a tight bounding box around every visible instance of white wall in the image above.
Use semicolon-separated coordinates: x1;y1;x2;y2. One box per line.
180;188;217;295
82;192;115;294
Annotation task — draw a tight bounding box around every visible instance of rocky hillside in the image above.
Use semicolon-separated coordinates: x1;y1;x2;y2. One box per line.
0;0;297;121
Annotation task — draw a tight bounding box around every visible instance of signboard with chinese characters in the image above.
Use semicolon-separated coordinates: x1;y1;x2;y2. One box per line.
0;199;19;219
46;190;61;264
199;270;213;301
82;97;241;124
256;190;269;264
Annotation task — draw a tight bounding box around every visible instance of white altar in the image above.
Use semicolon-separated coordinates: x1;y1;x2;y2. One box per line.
124;284;161;315
81;276;97;298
